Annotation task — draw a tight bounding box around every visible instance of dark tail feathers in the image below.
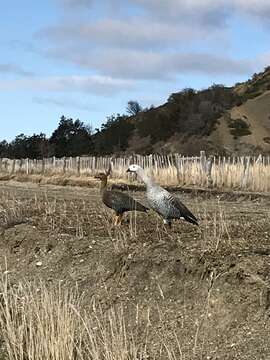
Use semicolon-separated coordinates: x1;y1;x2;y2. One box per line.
184;213;199;226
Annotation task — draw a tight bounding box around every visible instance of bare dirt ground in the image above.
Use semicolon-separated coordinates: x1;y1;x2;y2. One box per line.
0;180;270;359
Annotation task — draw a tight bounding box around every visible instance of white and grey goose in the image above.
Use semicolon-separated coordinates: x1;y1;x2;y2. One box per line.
127;164;198;227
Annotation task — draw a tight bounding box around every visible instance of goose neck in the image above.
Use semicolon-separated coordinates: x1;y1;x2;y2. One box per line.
137;168;154;187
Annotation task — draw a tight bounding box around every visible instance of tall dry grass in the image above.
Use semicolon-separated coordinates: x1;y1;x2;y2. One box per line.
2;154;270;192
0;272;82;360
0;271;183;360
200;200;232;252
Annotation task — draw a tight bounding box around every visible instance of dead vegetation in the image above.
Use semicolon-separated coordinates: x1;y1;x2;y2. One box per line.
0;275;167;360
2;152;270;193
0;182;270;359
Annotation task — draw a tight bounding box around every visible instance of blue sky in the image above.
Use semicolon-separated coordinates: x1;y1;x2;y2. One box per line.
1;0;270;141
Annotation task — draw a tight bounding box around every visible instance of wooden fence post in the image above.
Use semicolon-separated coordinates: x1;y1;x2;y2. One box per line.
69;156;72;174
200;150;206;171
26;158;29;174
173;153;181;183
4;159;8;172
63;157;66;174
256;154;262;164
76;156;81;176
19;159;23;173
241;157;250;188
11;159;16;174
42;158;45;174
52;156;56;173
205;156;214;187
1;153;270;192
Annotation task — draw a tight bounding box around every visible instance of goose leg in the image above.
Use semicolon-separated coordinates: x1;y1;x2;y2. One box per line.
114;214;123;226
118;213;123;225
114;214;119;226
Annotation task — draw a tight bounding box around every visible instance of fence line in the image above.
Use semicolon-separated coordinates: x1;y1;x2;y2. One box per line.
1;152;270;192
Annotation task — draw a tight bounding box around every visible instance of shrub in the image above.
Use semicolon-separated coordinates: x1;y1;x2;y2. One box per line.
263;137;270;144
228;118;252;138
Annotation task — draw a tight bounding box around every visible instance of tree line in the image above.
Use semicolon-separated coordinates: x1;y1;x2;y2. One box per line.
1;84;242;159
0;101;146;159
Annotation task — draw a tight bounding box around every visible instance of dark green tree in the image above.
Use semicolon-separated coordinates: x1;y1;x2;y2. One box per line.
50;116;94;157
93;114;134;154
6;133;51;159
0;140;9;157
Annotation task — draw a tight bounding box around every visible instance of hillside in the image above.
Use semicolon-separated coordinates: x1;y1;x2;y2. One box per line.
2;68;270;159
94;67;270;156
210;68;270;155
211;90;270;155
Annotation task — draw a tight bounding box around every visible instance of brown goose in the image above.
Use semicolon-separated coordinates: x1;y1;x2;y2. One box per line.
95;165;148;225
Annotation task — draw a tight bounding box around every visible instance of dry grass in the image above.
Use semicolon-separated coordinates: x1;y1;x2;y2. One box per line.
200;200;232;252
0;271;185;360
0;275;80;360
2;155;270;192
0;191;228;360
138;160;270;192
0;193;39;230
0;182;270;359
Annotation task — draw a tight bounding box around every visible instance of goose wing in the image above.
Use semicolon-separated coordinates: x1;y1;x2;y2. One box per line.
166;193;198;225
103;190;148;214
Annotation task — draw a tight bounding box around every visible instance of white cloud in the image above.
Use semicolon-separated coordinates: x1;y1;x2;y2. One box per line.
0;75;135;95
39;18;209;50
20;0;268;94
53;0;270;30
36;0;261;82
44;48;253;80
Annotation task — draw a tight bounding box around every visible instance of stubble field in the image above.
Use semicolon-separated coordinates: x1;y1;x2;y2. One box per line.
0;180;270;359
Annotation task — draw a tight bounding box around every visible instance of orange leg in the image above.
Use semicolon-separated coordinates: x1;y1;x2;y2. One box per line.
118;213;123;225
114;213;123;226
114;214;123;226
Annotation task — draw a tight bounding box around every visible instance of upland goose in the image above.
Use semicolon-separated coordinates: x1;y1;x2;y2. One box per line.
95;165;148;225
126;164;198;227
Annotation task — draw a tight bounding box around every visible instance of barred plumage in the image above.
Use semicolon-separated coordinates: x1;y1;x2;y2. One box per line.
127;164;198;227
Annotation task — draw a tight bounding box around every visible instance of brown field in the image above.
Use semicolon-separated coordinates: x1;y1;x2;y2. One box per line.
0;180;270;359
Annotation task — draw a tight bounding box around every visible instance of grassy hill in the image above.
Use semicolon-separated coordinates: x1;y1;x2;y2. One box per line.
95;67;270;156
211;90;270;155
210;67;270;155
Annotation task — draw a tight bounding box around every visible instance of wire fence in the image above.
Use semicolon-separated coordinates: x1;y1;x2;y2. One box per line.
1;152;270;192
